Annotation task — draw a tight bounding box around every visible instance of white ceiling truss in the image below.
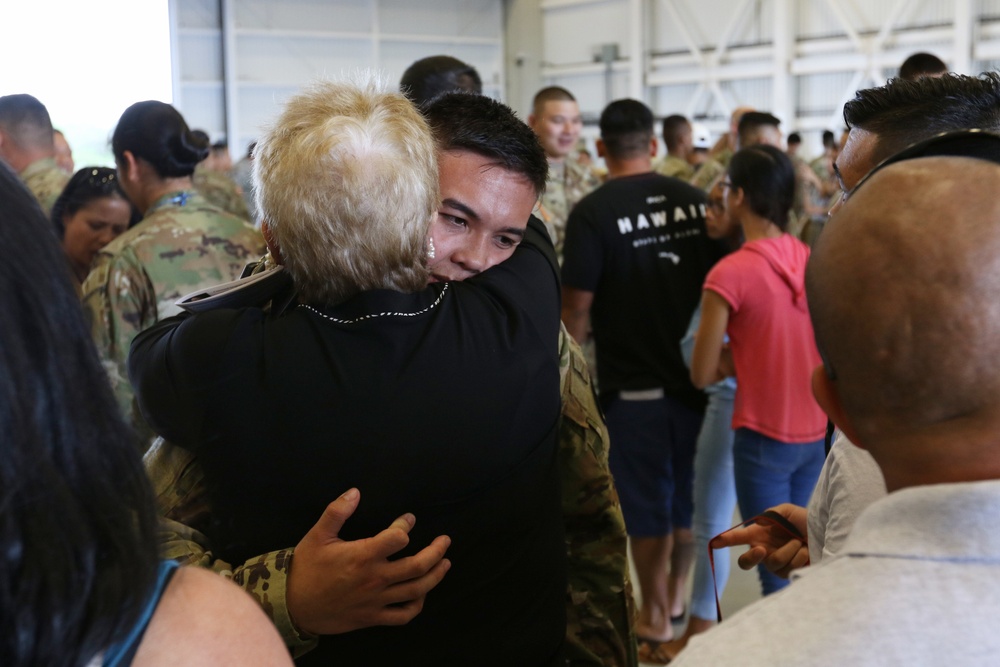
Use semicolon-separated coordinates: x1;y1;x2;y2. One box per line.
543;0;997;135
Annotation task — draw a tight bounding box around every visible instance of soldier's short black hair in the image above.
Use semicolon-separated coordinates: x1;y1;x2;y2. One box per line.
661;114;691;150
787;131;802;145
400;55;483;110
843;72;1000;165
898;52;948;81
531;86;576;118
737;111;781;148
0;93;54;150
600;99;653;160
424;92;548;197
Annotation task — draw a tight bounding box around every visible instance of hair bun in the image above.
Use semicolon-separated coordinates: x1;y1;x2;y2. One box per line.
164;132;209;176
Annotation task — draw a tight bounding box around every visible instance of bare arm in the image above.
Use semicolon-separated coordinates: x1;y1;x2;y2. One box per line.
561;287;594;346
136;566;294;666
690;289;731;389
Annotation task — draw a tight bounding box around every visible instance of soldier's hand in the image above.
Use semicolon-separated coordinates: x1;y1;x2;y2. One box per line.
709;503;809;579
286;488;451;636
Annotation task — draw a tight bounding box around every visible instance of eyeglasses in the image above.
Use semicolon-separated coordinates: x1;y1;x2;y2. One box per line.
720;179;733;190
707;199;724;212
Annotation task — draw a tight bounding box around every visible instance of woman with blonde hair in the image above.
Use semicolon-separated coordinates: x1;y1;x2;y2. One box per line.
130;80;565;666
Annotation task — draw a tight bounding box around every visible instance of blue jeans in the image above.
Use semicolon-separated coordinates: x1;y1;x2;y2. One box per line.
732;428;825;596
688;389;737;621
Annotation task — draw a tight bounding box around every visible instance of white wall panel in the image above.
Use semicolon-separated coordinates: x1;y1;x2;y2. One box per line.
171;0;503;154
234;0;373;31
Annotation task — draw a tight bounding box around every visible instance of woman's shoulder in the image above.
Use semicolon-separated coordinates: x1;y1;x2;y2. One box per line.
132;566;292;666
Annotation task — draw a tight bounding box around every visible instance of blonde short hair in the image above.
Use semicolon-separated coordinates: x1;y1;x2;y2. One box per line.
253;78;438;305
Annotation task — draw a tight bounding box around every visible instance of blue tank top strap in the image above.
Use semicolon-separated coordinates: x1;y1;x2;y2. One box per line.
102;560;180;667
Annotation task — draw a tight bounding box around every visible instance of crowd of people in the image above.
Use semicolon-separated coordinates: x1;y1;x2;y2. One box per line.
3;46;1000;667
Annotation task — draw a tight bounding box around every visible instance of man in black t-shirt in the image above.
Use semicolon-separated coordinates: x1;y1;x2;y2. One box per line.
561;99;722;654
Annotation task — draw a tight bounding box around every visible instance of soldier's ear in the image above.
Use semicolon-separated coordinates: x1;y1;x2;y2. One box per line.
119;150;141;185
260;219;284;265
596;138;607;159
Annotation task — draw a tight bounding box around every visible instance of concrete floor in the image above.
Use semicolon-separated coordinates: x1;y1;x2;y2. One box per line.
631;515;766;666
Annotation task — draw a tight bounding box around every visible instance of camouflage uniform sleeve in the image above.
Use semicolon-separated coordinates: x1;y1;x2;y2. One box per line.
81;248;156;440
557;324;639;667
146;438;319;656
690;159;726;192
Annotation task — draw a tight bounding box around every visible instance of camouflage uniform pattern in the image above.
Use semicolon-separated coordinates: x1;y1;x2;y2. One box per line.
653;154;695;182
690;157;727;192
148;437;318;656
537;159;602;262
558;324;638;667
20;156;69;215
81;189;264;451
193;164;252;221
148;312;636;664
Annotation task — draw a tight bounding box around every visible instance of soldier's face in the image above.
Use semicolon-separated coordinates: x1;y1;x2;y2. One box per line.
530;101;583;161
62;194;131;277
426;149;538;283
53;132;74;174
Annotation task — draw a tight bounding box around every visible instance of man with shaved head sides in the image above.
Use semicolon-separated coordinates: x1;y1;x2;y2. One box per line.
673;135;1000;666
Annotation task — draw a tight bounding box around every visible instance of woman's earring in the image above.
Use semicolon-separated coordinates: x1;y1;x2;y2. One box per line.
427;237;436;259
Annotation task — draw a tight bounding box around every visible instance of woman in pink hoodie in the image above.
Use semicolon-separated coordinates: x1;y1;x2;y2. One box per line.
690;144;826;596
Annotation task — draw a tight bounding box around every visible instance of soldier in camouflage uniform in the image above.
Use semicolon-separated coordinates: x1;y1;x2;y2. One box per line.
148;87;637;666
82;100;264;452
692;106;755;192
193;162;252;221
0;93;70;214
529;86;602;263
653;115;696;182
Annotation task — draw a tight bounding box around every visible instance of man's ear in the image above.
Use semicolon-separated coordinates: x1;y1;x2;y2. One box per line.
649;136;658;158
596;138;607;159
260;219;284;265
811;364;864;448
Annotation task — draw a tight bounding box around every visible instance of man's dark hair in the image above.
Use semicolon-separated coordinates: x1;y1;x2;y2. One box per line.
787;131;802;145
737;111;781;148
821;129;836;149
400;55;483;110
898;52;948;81
424;92;548;196
661;114;691;152
728;144;795;231
0;94;54;150
599;99;653;160
532;86;576;117
843;72;1000;166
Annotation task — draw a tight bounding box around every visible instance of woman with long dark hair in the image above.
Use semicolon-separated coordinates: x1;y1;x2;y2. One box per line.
690;144;826;597
0;163;290;666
